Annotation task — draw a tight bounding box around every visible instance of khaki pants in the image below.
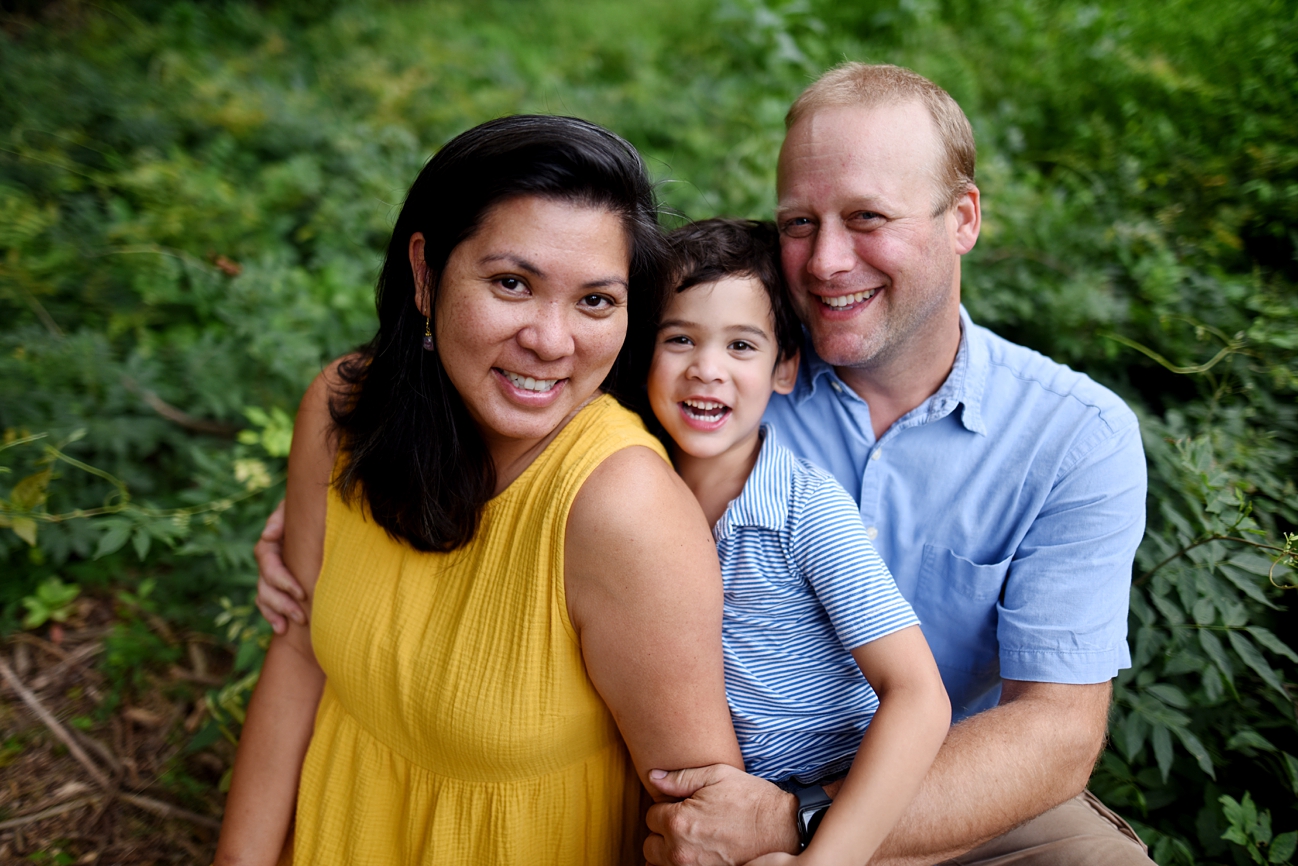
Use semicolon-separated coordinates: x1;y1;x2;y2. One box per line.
939;792;1152;866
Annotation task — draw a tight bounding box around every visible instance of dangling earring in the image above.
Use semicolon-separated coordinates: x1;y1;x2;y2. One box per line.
422;315;435;352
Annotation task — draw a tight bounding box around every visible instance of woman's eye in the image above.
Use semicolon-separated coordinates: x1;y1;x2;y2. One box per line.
498;277;524;291
580;294;614;310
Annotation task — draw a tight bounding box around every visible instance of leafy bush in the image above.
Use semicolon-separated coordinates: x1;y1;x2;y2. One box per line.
2;0;1295;861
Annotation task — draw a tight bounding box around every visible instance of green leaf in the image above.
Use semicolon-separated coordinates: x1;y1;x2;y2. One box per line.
9;469;51;510
1226;729;1275;752
132;527;151;561
1271;831;1297;864
1176;728;1214;779
1145;683;1190;708
94;519;132;559
1151;723;1174;782
1248;627;1298;664
10;516;37;546
1199;629;1234;685
1283;753;1298;797
1227;630;1288;697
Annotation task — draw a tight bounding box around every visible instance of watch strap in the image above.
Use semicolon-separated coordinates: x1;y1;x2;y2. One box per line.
792;782;833;849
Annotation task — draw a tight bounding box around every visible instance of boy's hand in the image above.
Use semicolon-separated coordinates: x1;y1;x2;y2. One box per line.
254;500;308;633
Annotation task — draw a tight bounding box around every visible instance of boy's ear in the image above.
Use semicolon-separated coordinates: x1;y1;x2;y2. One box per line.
772;348;800;395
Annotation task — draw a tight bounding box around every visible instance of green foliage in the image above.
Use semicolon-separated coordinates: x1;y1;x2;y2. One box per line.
20;575;79;629
2;0;1296;862
1220;792;1297;865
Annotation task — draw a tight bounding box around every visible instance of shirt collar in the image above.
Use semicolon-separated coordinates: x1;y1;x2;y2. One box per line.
791;306;988;436
713;425;793;539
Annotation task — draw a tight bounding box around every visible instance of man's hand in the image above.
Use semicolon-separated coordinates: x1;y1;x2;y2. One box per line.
254;500;307;634
644;764;800;866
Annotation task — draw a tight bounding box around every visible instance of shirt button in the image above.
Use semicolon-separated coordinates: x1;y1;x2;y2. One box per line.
866;526;879;540
870;449;881;461
830;380;842;393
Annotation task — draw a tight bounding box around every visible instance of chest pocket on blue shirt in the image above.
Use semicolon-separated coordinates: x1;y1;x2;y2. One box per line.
914;544;1011;682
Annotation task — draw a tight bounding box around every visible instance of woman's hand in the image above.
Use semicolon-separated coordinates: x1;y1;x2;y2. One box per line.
255;500;308;634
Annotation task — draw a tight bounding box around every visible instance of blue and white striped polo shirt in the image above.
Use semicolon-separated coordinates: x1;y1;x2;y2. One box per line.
717;426;918;781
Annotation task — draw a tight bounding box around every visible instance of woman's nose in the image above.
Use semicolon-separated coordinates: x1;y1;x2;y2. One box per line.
516;302;576;360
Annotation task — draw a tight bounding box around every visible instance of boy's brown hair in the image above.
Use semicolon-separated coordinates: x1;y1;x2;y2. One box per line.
665;218;802;362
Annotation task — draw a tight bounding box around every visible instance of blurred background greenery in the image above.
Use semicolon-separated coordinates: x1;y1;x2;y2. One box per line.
1;0;1295;862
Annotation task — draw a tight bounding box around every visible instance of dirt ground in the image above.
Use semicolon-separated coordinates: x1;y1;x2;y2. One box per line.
0;596;234;864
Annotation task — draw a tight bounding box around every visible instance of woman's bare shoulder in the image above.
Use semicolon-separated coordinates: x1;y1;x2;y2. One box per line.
570;445;706;542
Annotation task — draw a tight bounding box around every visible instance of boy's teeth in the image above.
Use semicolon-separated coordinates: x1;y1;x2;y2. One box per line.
820;289;877;308
681;399;729;420
504;371;559;392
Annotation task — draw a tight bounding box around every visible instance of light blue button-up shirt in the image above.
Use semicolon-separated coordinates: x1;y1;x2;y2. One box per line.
764;308;1146;720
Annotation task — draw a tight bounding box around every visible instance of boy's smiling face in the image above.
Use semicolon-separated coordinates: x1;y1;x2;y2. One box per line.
649;275;799;462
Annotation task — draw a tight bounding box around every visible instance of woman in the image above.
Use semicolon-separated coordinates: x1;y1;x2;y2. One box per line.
215;115;743;865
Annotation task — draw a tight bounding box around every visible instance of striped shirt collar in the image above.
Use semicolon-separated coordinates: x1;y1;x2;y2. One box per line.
714;425;794;539
792;305;988;436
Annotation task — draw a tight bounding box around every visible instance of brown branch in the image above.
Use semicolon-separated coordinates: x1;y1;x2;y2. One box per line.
1136;534;1293;586
118;793;222;830
121;377;242;438
29;641;103;691
0;656;113;789
0;797;98;832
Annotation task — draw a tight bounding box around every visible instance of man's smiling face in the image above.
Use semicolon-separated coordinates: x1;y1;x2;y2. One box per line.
776;100;975;374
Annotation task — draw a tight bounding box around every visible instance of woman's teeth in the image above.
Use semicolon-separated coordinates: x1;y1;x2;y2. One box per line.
681;399;729;420
820;288;877;308
503;371;560;392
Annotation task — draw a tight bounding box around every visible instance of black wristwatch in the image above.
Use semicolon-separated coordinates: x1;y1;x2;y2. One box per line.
792;782;833;850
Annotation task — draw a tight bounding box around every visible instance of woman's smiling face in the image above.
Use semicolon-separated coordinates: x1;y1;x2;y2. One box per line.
417;195;630;459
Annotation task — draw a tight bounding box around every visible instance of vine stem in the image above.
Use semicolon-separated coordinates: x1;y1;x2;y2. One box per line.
1137;534;1295;587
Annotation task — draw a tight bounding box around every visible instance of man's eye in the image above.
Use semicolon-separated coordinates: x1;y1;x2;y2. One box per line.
781;217;815;238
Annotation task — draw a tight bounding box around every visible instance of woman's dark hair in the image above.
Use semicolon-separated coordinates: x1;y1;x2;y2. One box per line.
331;115;670;552
665;219;802;361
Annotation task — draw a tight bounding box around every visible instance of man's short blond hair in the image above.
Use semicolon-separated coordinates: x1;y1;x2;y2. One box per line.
786;62;975;214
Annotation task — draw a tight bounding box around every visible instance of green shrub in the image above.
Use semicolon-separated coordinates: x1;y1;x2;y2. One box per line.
2;1;1294;861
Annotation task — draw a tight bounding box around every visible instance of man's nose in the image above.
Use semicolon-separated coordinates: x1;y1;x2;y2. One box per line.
806;222;857;281
517;302;576;360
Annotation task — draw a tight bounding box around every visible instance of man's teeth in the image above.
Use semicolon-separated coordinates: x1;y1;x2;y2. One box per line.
820;289;877;308
682;399;729;420
504;371;560;392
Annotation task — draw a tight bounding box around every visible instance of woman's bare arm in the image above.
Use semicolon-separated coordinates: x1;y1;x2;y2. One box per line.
565;446;745;795
215;367;339;865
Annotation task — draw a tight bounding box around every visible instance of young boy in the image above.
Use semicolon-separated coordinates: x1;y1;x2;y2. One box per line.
646;219;950;864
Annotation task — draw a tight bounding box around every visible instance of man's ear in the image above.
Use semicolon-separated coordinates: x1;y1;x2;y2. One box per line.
408;231;432;316
951;185;981;256
772;348;800;395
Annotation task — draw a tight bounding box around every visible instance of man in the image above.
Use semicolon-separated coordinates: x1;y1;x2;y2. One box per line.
255;63;1152;865
638;63;1151;866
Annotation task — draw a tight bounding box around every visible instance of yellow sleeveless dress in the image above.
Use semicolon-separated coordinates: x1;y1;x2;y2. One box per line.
291;395;668;865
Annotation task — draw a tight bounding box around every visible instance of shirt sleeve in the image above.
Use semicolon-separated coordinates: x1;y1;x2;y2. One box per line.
996;411;1147;683
789;471;919;651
